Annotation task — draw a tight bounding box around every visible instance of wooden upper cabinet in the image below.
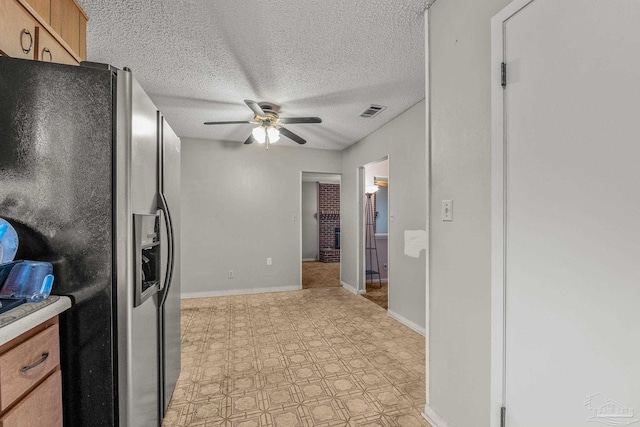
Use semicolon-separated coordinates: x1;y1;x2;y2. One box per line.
1;0;88;64
50;0;79;55
79;13;86;60
0;1;39;59
23;0;50;23
38;26;77;65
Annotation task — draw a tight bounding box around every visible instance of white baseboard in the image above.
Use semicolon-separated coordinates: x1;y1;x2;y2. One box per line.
181;285;301;299
365;278;389;284
387;310;426;336
422;404;451;427
302;258;317;262
341;280;366;295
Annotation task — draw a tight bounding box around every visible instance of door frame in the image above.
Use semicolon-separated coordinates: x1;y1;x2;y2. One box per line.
299;171;343;288
490;1;536;426
360;155;390;298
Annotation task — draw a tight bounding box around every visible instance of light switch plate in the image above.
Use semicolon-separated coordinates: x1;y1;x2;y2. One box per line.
442;200;453;221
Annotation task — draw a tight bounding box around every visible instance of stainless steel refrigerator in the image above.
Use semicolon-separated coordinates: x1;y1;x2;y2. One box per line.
0;56;181;427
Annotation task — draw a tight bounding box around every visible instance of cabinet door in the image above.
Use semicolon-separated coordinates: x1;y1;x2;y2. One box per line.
22;0;50;23
0;1;38;60
0;324;60;411
50;0;79;55
79;14;87;60
38;27;77;65
0;371;62;427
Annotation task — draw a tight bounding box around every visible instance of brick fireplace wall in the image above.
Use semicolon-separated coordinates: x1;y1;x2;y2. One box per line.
318;183;340;263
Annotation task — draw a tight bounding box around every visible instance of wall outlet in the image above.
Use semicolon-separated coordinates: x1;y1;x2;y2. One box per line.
267;258;272;266
383;263;388;271
442;200;453;221
390;212;396;222
292;213;298;221
228;270;234;279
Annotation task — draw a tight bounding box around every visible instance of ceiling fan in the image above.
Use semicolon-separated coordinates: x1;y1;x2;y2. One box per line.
204;100;322;148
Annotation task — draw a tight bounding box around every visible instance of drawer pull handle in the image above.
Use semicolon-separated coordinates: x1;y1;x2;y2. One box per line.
42;48;53;62
21;29;33;54
21;352;49;373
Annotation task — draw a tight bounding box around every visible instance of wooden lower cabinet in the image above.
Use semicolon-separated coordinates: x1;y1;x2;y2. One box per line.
0;318;63;427
0;371;62;427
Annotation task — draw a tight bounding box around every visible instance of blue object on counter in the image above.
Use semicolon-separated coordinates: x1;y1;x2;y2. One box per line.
0;219;19;264
0;261;54;302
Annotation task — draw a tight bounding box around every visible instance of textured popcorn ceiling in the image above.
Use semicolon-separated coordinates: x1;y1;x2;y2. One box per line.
77;0;427;150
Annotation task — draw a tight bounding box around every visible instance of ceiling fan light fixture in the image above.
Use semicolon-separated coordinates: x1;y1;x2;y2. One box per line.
252;125;280;144
204;100;318;146
252;126;266;143
267;127;280;142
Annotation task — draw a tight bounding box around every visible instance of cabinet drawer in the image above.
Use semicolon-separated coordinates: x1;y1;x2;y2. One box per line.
0;370;62;427
0;324;60;411
37;27;78;65
0;0;38;60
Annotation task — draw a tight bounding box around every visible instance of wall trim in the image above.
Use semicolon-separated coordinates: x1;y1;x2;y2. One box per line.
181;285;301;299
422;404;451;427
341;280;365;295
302;258;317;262
365;278;389;284
388;310;426;336
489;2;537;426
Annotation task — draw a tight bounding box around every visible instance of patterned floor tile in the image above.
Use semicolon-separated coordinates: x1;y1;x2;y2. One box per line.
163;288;429;427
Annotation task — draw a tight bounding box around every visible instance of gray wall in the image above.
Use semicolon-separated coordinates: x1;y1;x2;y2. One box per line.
375;186;388;234
301;181;318;260
428;0;510;425
181;139;342;296
342;100;426;330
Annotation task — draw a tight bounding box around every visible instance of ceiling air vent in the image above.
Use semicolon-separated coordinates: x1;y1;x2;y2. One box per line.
360;104;387;118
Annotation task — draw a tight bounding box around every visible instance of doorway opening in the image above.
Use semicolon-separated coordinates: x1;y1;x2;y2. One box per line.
362;157;389;309
301;172;342;289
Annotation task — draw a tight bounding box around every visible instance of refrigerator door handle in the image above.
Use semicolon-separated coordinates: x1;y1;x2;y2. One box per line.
158;191;175;308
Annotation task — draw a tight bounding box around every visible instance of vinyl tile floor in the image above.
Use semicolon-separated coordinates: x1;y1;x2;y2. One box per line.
163;287;429;427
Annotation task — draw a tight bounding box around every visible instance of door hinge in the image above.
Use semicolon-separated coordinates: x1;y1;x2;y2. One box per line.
501;62;507;88
500;406;507;427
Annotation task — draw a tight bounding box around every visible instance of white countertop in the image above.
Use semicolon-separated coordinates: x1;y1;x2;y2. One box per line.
0;296;72;346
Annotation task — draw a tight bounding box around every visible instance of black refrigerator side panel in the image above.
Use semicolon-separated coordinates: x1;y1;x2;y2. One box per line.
0;57;116;426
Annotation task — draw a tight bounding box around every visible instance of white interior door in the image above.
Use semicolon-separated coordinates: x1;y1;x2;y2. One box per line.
502;0;640;426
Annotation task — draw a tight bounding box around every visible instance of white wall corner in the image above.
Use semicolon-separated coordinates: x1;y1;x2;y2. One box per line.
181;285;301;299
388;310;426;336
422;403;451;427
341;280;365;295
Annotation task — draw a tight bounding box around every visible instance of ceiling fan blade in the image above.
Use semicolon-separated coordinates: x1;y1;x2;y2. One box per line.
244;135;255;145
280;127;306;145
203;120;251;125
279;117;322;124
244;99;266;117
